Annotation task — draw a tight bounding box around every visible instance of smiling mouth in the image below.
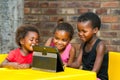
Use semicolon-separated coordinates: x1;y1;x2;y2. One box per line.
79;37;85;41
31;44;35;47
80;36;84;39
56;45;63;48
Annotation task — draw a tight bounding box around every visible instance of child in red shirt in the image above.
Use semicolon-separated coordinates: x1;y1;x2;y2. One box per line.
0;24;40;69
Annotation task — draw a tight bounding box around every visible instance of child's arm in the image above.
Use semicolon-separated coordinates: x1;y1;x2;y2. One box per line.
1;59;31;69
67;44;83;68
92;41;106;73
17;64;31;69
44;37;52;46
1;59;19;69
67;46;76;66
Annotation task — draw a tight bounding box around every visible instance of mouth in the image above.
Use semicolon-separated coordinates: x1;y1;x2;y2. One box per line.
32;44;35;46
56;45;63;49
31;44;35;48
79;36;85;41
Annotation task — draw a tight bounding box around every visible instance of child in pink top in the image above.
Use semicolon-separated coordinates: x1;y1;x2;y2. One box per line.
45;20;76;65
0;24;40;69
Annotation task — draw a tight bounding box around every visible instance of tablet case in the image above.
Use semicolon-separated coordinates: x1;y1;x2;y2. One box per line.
32;45;64;72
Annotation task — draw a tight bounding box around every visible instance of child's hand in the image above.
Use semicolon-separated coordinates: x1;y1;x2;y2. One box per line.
63;62;67;69
18;64;30;69
6;62;19;69
2;62;30;69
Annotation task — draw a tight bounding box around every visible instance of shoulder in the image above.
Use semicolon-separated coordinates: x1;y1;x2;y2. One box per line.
8;48;21;57
78;42;84;51
96;39;107;54
69;44;76;54
47;37;53;41
96;40;106;50
70;45;75;51
7;48;20;60
45;37;53;46
9;48;20;54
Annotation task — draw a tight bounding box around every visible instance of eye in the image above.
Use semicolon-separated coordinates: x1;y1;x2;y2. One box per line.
30;39;33;41
83;30;87;33
77;30;80;32
77;28;81;33
36;39;39;43
54;36;59;40
77;28;80;32
62;39;68;42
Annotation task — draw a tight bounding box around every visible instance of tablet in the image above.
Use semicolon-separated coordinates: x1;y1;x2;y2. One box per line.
32;45;64;72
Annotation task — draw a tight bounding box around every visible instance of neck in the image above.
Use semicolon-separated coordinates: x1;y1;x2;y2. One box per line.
59;48;65;54
20;48;30;56
86;35;97;44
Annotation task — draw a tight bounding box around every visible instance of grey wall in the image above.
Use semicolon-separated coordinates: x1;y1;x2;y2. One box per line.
0;0;24;53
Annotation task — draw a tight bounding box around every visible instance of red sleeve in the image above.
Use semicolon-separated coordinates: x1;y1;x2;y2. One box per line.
6;50;16;62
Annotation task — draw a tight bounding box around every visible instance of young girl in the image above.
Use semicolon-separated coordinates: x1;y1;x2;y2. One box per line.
67;12;108;80
45;22;76;66
0;24;40;69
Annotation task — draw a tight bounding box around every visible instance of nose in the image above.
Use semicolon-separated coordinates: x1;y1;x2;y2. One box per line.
32;39;38;45
57;40;62;44
78;31;83;36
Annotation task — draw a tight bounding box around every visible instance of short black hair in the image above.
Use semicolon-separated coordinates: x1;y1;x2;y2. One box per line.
78;12;101;30
53;22;74;40
16;24;40;47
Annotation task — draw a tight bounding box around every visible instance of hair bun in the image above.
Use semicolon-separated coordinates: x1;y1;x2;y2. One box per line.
57;18;64;24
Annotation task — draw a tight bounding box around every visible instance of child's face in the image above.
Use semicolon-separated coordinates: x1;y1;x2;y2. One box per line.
20;31;39;52
77;21;98;42
53;30;70;52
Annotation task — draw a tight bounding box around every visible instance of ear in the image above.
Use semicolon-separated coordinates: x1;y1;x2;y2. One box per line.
93;27;98;33
20;39;24;45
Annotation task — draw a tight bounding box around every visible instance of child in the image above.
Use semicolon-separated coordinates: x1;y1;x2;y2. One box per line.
45;21;76;66
67;12;108;80
0;24;40;69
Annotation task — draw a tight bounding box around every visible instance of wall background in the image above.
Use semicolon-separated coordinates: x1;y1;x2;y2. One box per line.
0;0;120;53
0;0;23;53
24;0;120;53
